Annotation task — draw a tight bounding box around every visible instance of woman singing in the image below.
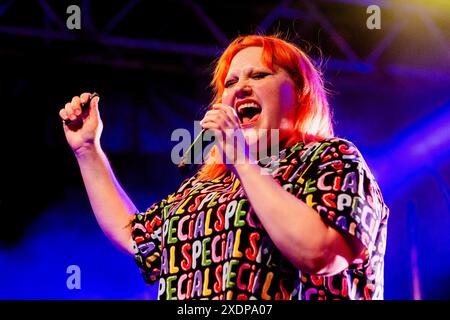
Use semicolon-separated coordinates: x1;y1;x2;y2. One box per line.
59;35;389;300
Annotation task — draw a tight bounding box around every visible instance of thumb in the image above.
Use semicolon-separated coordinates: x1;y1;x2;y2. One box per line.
89;96;101;120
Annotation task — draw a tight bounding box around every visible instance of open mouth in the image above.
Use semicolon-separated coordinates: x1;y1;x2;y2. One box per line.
237;103;262;126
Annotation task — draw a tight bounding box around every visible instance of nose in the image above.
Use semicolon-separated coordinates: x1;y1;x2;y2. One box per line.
234;79;252;99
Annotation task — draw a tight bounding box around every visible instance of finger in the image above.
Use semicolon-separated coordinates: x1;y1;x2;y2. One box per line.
201;111;225;124
80;92;91;105
65;102;77;121
89;95;100;121
59;108;69;121
211;104;232;115
212;103;234;113
200;119;220;129
91;95;100;108
71;96;82;116
212;104;240;124
204;109;223;117
200;116;227;130
204;108;234;121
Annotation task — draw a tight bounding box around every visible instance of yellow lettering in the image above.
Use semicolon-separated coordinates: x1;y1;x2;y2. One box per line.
169;246;179;274
205;208;213;236
176;196;192;214
202;268;212;296
232;229;243;258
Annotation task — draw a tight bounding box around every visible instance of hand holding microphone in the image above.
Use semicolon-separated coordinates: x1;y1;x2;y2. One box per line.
62;92;99;127
178;103;246;175
58;92;103;155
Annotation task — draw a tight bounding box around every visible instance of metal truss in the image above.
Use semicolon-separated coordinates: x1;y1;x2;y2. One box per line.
0;0;448;80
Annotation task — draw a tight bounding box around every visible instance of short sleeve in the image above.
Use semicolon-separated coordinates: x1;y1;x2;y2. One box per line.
295;138;388;258
130;194;172;284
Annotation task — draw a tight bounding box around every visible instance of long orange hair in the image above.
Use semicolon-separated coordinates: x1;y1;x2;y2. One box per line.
196;35;333;181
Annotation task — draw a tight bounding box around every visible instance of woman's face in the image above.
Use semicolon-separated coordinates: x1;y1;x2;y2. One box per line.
221;46;299;147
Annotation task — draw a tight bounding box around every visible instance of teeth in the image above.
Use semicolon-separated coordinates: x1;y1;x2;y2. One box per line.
237;103;261;114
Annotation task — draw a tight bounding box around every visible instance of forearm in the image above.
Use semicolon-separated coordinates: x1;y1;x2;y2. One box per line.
233;162;352;275
75;144;137;255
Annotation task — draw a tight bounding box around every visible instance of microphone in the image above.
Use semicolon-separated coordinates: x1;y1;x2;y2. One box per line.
63;92;99;126
178;128;215;176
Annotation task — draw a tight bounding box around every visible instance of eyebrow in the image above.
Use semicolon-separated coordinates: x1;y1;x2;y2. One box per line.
225;66;271;79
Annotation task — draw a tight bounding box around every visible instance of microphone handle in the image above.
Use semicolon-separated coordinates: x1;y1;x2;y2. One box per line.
178;128;209;176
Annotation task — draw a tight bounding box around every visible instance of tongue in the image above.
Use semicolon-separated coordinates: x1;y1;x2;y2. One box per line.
242;113;260;124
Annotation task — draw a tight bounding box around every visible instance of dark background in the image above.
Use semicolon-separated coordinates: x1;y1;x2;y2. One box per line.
0;0;449;299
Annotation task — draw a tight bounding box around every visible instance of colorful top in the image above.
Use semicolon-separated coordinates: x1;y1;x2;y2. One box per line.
130;138;389;300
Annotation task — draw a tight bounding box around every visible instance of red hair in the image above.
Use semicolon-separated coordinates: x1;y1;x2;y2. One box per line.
196;35;333;181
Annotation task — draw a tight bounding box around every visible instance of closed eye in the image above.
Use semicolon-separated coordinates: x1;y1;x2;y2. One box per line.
224;72;271;88
224;79;237;88
252;72;270;79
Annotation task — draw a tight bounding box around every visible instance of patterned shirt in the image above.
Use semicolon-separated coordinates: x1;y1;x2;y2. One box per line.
130;137;389;300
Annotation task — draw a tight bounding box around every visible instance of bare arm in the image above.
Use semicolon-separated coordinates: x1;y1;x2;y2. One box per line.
75;145;136;255
233;162;363;276
59;93;137;255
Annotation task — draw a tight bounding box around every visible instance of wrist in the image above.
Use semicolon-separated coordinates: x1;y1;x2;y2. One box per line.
232;158;259;178
74;142;103;161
